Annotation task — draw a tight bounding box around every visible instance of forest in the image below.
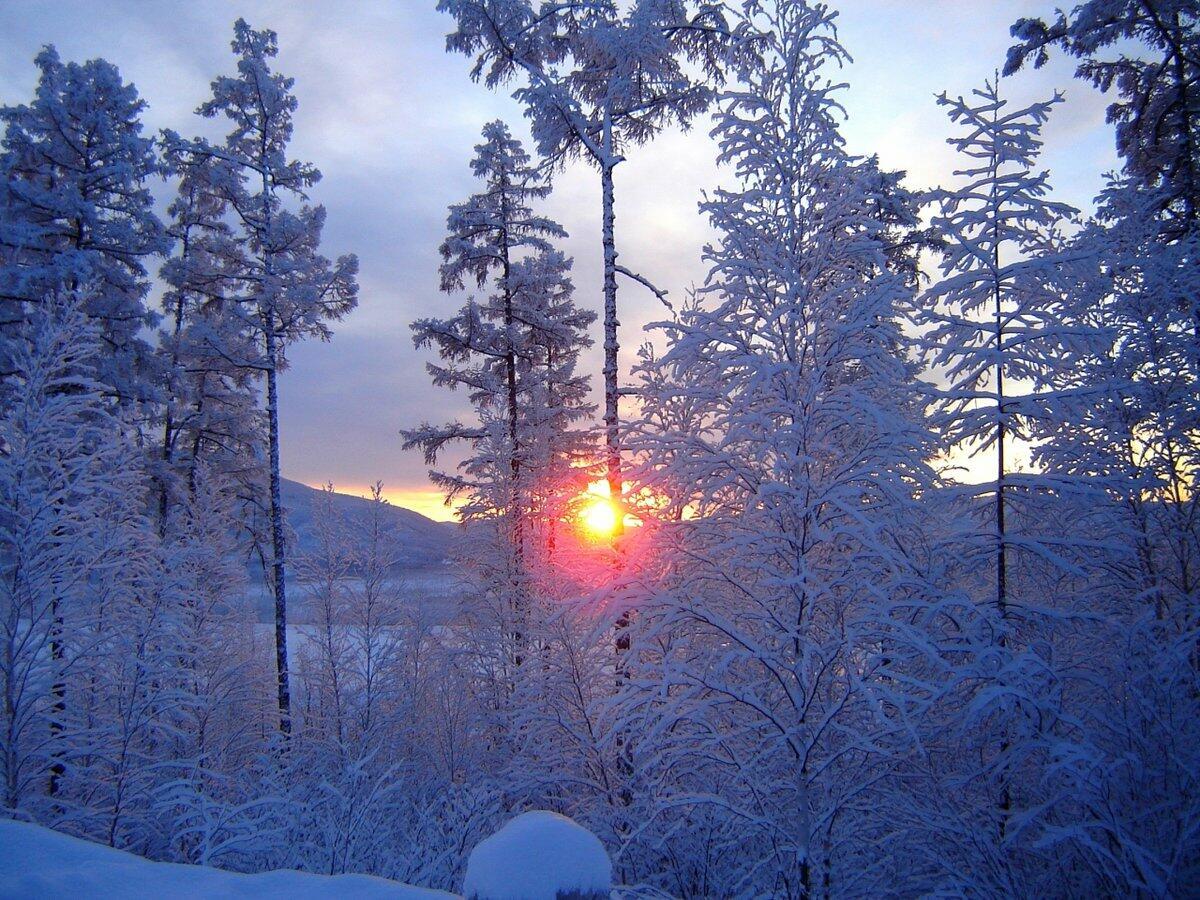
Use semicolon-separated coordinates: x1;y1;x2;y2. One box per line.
0;0;1198;897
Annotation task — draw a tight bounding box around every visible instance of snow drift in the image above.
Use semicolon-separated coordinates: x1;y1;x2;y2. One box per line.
0;818;452;899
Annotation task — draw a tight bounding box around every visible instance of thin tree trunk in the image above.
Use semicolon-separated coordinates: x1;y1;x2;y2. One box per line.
265;328;291;736
601;155;622;522
3;617;18;811
158;224;192;533
991;137;1010;834
258;132;292;736
996;326;1007;626
602;153;633;671
546;345;559;558
47;601;64;796
499;174;525;672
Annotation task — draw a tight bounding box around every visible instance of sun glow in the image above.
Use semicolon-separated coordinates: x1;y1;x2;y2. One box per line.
579;496;620;539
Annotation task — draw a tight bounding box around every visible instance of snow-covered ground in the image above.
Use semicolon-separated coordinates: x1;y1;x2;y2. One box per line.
0;819;455;899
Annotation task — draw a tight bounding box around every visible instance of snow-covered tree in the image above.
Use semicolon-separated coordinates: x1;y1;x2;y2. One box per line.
0;47;168;403
0;296;148;822
1003;9;1200;890
405;122;592;673
155;146;264;531
1006;0;1198;229
918;80;1095;623
623;2;938;892
152;458;261;863
296;484;355;749
434;120;567;566
914;80;1124;883
1035;179;1200;623
169;20;360;734
508;247;597;564
437;0;731;507
64;462;164;849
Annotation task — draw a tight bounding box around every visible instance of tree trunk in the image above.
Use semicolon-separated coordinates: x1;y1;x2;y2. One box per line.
264;327;292;736
48;601;64;796
601;158;621;523
499;177;526;672
992;160;1010;834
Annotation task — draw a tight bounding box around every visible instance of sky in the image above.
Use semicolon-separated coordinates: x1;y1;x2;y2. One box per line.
0;1;1120;520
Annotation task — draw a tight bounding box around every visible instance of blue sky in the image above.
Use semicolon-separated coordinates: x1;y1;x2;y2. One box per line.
0;1;1118;519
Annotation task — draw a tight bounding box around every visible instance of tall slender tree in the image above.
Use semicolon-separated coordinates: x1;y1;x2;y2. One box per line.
437;0;730;511
919;81;1091;627
405;122;591;672
917;80;1099;846
169;20;359;734
437;120;567;565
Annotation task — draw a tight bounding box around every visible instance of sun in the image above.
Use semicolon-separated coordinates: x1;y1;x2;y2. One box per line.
579;496;620;539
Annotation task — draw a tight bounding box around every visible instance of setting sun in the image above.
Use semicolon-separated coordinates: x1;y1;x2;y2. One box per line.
579;496;620;539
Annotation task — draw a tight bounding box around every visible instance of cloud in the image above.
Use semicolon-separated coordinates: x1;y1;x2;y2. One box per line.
0;0;1119;505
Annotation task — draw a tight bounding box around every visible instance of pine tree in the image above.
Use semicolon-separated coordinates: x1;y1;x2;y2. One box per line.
437;120;567;568
916;80;1109;869
437;0;731;510
508;246;597;562
155;146;264;531
919;80;1092;627
0;47;168;403
1035;179;1200;622
405;122;591;672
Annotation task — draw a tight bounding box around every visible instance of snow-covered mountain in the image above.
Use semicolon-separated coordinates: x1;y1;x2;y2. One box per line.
281;478;455;570
241;480;462;625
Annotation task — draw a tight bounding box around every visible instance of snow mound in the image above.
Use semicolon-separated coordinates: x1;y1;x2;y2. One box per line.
0;818;453;899
462;811;611;900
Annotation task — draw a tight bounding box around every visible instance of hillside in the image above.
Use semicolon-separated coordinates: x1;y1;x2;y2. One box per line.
281;478;456;570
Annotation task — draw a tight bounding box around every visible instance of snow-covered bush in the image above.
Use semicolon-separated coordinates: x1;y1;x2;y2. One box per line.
462;811;610;900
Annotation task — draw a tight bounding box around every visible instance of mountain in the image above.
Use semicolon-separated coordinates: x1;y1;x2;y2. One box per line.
281;478;455;570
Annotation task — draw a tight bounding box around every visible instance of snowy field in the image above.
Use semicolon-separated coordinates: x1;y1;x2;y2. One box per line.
0;814;612;900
